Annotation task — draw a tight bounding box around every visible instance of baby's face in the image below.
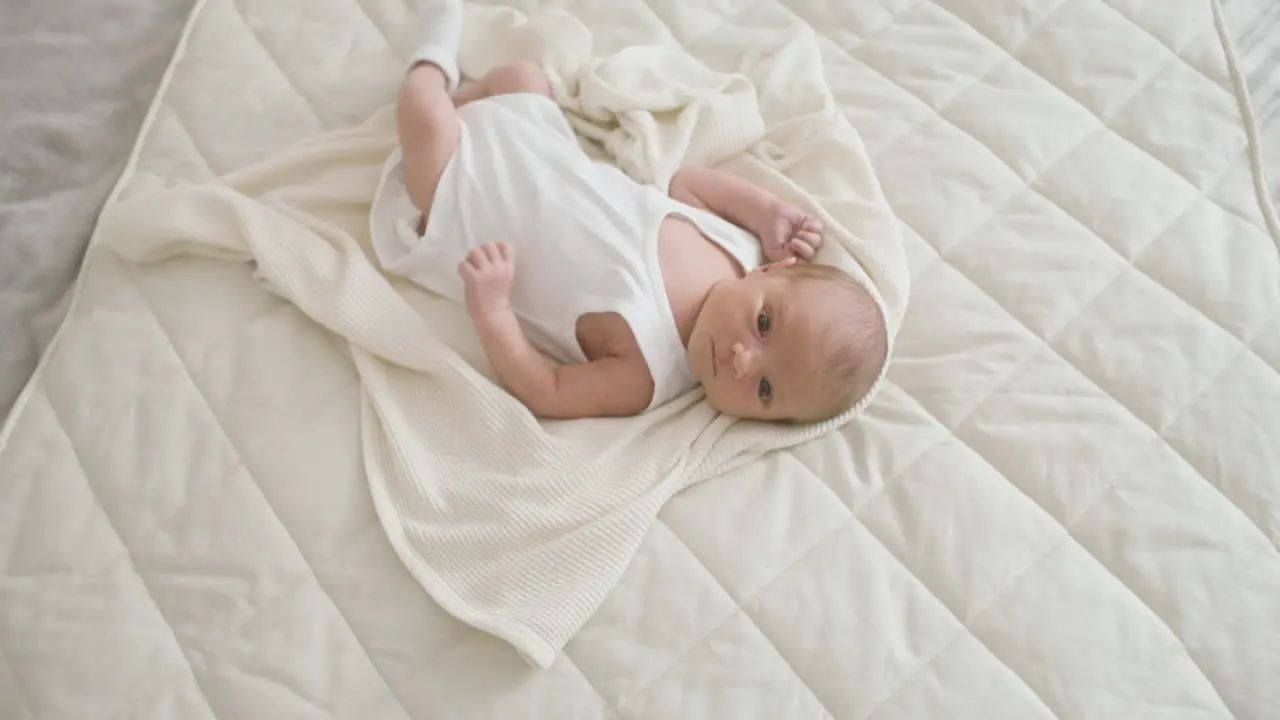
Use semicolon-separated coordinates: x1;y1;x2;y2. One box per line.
687;266;829;421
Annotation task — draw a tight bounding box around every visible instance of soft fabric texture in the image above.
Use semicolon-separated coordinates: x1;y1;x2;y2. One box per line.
4;0;1277;716
408;0;464;92
95;4;908;667
370;91;764;410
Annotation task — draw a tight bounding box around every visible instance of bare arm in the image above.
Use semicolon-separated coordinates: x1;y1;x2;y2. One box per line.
470;305;654;419
669;165;779;231
669;165;825;262
459;243;655;419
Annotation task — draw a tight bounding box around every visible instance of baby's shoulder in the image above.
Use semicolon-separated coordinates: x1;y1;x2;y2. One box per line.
574;311;644;362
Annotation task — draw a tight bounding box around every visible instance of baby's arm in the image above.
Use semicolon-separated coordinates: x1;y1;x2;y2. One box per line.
471;311;654;418
669;165;824;262
669;165;777;231
458;243;654;419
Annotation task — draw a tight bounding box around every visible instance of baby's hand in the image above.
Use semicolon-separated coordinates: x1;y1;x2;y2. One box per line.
458;242;516;319
757;202;824;263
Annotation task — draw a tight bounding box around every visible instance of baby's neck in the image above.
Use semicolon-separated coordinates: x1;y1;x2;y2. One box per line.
675;280;717;348
656;216;745;348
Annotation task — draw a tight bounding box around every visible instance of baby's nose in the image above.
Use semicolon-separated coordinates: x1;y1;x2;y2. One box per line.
731;342;758;380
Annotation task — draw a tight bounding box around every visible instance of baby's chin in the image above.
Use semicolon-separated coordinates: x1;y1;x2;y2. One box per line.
698;385;731;415
688;356;712;391
684;326;709;379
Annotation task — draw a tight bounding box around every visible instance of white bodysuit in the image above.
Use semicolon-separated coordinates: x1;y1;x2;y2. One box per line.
370;92;762;409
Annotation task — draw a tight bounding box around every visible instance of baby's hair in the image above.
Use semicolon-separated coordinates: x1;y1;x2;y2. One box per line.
780;262;888;424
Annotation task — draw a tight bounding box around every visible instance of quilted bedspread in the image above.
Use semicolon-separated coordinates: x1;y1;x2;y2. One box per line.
2;0;1278;718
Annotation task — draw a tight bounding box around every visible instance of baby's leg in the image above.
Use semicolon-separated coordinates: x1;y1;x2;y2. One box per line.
398;0;464;216
454;60;552;108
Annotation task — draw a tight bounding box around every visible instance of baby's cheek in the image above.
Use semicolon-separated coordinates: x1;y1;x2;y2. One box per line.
700;379;727;411
709;382;748;416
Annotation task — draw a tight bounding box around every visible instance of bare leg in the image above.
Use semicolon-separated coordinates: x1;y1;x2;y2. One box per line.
397;0;464;216
406;62;546;212
398;65;459;216
454;60;552;108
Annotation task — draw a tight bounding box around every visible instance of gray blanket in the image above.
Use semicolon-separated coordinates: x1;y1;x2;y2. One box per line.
0;0;195;419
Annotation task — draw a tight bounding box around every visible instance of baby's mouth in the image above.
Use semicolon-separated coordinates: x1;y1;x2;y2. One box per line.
710;339;717;378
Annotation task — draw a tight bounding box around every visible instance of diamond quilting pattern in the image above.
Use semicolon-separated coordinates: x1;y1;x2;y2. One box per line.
566;521;743;705
1108;60;1245;189
620;608;830;719
941;190;1128;338
859;431;1067;618
1135;197;1280;340
742;519;963;719
0;0;1277;717
1037;130;1204;258
970;539;1236;718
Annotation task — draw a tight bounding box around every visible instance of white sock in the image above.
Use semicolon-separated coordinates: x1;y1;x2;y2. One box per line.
408;0;463;93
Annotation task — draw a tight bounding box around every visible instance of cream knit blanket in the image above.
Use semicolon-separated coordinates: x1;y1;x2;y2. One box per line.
96;3;909;667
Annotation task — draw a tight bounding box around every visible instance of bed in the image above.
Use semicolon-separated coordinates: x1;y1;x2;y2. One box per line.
1223;0;1280;210
0;0;198;420
10;3;1274;427
1;0;1278;718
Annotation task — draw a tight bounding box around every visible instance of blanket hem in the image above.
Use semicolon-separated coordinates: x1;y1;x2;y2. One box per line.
362;408;558;668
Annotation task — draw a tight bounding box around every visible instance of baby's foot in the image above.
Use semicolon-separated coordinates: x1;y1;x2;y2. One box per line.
756;201;824;263
408;0;464;92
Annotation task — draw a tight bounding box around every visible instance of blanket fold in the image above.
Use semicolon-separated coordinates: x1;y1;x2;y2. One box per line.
97;2;908;668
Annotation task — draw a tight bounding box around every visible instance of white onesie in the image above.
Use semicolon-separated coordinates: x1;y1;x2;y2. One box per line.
370;92;762;409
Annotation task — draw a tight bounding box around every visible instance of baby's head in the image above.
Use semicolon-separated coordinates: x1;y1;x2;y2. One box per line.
687;259;887;423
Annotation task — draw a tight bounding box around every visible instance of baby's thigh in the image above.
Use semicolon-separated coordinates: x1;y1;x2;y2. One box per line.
460;60;551;104
486;60;551;97
397;74;461;216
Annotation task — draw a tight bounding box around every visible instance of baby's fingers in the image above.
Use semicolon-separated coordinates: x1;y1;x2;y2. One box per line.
796;228;824;250
459;247;491;282
790;237;817;260
464;246;488;268
457;258;476;281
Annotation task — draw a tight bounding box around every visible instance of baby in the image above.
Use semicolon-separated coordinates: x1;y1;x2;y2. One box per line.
370;0;888;422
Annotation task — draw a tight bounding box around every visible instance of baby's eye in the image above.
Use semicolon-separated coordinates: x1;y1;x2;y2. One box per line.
756;311;771;335
758;377;772;400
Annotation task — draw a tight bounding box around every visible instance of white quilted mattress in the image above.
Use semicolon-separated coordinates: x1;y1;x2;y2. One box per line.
2;0;1278;717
